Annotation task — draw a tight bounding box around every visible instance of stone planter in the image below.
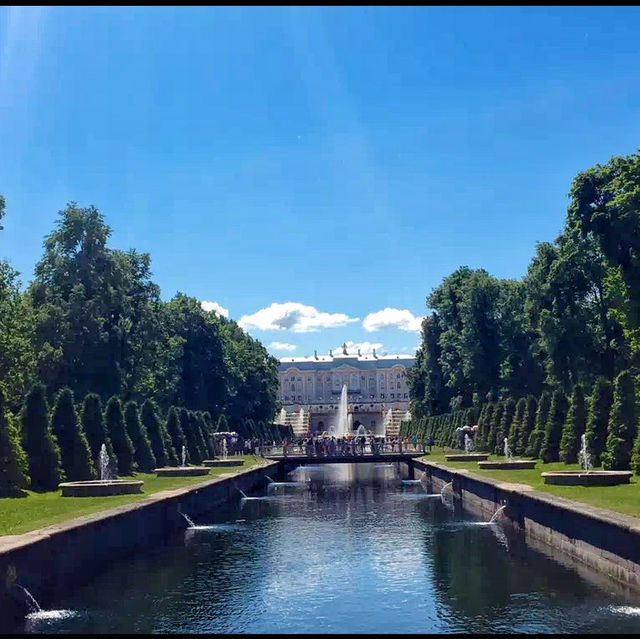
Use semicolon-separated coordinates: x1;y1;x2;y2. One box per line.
154;467;210;477
59;480;144;497
541;470;632;486
478;460;537;470
445;454;490;462
202;459;244;467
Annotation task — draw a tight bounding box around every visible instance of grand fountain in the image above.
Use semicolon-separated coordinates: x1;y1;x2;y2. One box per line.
59;444;144;496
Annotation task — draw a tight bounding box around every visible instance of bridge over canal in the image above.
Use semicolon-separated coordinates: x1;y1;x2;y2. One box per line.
265;452;425;479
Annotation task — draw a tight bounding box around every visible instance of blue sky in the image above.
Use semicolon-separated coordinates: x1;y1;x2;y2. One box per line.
1;6;640;358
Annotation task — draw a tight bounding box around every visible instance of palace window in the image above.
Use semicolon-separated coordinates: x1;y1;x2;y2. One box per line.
381;394;385;398
391;393;395;398
397;383;401;389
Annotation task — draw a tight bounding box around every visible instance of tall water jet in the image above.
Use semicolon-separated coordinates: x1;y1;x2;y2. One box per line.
579;433;592;472
503;437;513;461
347;413;353;432
464;434;474;453
181;445;187;467
335;384;348;437
99;443;112;481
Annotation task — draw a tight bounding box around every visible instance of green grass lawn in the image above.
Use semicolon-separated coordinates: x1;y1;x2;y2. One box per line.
0;456;267;537
421;447;640;518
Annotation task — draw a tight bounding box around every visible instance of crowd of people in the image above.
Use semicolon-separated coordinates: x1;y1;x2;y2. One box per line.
281;433;436;457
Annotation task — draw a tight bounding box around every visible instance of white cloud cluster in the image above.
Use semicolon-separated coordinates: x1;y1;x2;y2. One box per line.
363;308;423;332
239;302;359;333
269;341;297;352
334;340;384;355
200;300;230;318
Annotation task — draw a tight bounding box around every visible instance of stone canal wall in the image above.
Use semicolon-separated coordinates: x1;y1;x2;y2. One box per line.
415;459;640;594
0;462;277;629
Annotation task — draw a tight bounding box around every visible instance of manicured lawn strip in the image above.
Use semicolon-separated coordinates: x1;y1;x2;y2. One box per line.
0;456;265;537
421;448;640;518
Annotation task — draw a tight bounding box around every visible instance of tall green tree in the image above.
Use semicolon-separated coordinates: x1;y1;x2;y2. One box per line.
516;396;537;456
105;396;134;475
540;390;569;463
180;407;200;464
486;402;504;453
141;399;168;468
124;401;156;472
525;391;551;458
51;388;94;480
508;398;527;455
0;388;30;496
602;371;638;470
21;384;62;491
584;378;613;467
559;384;587;464
81;393;117;477
166;406;185;462
495;398;516;456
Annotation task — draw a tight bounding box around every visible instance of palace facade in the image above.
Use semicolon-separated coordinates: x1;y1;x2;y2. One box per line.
277;345;415;436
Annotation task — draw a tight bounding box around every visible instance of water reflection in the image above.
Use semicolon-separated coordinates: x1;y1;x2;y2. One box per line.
18;462;640;634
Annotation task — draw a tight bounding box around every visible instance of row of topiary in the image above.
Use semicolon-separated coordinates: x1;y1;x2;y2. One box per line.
400;370;640;473
0;385;225;497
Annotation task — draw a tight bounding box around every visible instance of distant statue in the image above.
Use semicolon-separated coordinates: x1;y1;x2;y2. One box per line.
314;350;318;359
329;349;333;357
342;342;348;355
358;348;362;357
372;348;377;358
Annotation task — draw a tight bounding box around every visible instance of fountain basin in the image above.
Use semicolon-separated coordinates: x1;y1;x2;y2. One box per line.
202;459;244;467
154;467;210;477
445;454;489;462
59;480;144;497
541;471;632;486
478;460;537;470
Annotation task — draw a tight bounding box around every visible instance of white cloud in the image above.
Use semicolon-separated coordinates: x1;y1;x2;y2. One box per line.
238;302;359;333
200;300;229;318
269;341;297;352
401;344;421;354
363;308;423;332
333;340;383;356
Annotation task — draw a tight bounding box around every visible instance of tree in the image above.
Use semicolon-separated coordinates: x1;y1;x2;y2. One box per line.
141;399;168;468
559;384;587;464
166;407;185;463
0;388;30;496
540;390;569;463
81;393;117;478
21;384;62;491
105;396;134;475
124;401;156;472
476;403;494;451
181;408;201;464
516;396;537;456
508;398;527;455
602;371;638;470
495;398;516;456
525;391;551;458
51;388;94;480
486;402;504;453
190;411;208;461
216;414;228;433
584;378;613;467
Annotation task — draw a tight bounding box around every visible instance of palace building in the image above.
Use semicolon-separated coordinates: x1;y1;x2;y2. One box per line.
276;343;415;438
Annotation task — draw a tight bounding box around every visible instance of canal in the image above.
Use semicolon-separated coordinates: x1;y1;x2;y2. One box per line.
20;463;640;633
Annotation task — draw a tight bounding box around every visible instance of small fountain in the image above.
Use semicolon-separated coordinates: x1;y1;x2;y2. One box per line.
478;437;536;470
489;503;507;523
202;436;243;468
542;433;632;485
155;443;210;477
347;414;353;432
464;433;474;453
59;443;144;496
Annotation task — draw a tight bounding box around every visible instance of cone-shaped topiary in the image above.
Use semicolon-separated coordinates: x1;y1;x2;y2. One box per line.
181;408;200;464
602;371;638;471
191;411;208;461
486;403;504;453
201;412;215;457
51;388;94;481
585;378;613;468
166;407;185;463
560;384;587;464
476;403;494;451
517;396;537;457
21;384;63;491
540;390;569;463
141;399;168;467
81;394;118;477
216;414;228;433
124;401;156;473
495;398;516;456
105;396;134;475
0;388;30;496
508;398;527;455
525;391;551;459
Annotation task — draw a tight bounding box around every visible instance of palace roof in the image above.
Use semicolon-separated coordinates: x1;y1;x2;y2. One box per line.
278;353;415;371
